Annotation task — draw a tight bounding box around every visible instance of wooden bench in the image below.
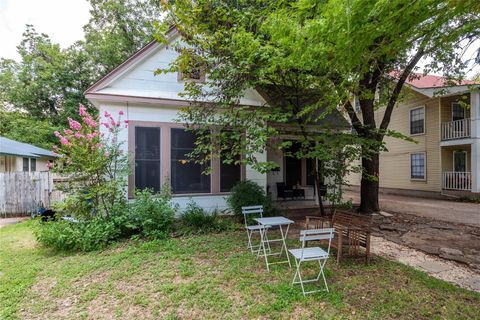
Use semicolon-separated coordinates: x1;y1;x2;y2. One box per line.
304;211;372;263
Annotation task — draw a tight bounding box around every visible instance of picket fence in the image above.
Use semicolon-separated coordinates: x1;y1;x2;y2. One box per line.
0;171;64;217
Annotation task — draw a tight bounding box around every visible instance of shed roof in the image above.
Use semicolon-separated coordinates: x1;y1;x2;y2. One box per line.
0;136;57;158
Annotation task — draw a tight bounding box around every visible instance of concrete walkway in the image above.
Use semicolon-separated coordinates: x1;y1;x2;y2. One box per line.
344;191;480;227
0;217;28;228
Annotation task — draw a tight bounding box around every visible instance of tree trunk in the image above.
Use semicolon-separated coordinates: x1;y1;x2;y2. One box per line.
359;152;380;213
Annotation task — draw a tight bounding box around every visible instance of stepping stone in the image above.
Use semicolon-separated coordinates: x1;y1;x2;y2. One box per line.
379;211;393;217
418;261;451;273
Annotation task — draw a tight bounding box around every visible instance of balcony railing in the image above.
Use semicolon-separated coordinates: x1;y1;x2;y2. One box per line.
441;118;471;141
442;172;471;191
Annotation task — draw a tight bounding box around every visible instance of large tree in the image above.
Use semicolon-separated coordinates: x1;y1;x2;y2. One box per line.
161;0;479;213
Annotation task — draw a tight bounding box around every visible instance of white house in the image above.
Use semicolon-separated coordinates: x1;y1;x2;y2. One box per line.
85;28;346;211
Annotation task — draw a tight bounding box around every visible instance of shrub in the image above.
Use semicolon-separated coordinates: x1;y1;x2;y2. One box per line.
180;200;229;234
226;180;273;219
129;188;177;239
34;216;120;252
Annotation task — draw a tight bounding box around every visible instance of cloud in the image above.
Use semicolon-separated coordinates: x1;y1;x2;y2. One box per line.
0;0;91;60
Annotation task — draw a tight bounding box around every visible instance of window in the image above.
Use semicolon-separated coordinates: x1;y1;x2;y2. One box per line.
220;154;241;192
410;153;426;180
23;158;29;172
453;151;467;172
30;158;36;171
452;102;465;121
135;127;161;192
171;129;210;194
410;107;425;135
285;141;302;186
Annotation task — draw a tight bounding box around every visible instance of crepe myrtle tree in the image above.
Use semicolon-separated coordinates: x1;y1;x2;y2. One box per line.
49;105;129;218
159;0;480;213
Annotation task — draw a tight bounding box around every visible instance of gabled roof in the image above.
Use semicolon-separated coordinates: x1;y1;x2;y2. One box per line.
0;136;57;158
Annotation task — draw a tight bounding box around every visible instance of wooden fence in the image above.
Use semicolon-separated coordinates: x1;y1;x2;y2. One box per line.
0;171;63;217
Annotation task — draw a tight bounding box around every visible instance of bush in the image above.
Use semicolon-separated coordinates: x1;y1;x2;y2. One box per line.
226;180;273;219
180;200;230;234
129;188;177;239
34;216;120;252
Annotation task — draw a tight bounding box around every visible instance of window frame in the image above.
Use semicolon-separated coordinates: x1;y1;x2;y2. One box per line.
170;128;211;195
410;152;426;181
128;121;245;198
30;158;36;172
451;102;466;121
409;106;426;136
453;150;468;173
134;126;161;192
22;158;29;172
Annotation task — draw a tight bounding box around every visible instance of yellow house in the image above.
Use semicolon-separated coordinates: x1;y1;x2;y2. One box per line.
349;74;480;197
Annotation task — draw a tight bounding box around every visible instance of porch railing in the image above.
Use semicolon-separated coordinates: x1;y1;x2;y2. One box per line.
442;172;471;191
441;118;471;141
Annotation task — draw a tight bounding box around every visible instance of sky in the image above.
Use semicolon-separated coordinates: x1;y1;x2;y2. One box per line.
0;0;91;60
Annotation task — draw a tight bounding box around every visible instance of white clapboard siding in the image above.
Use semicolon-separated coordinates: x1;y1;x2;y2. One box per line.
0;171;58;217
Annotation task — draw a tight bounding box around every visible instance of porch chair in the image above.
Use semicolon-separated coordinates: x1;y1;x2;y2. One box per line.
241;205;271;254
288;228;335;296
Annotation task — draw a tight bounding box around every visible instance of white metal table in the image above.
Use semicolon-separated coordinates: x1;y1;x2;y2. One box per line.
254;216;294;271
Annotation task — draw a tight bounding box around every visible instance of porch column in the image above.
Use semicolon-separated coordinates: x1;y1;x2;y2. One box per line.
245;151;267;191
471;91;480;192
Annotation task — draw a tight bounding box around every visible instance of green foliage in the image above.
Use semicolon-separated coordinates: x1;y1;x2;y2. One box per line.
129;188;177;239
226;181;273;218
34;217;120;252
179;200;231;234
0;110;59;149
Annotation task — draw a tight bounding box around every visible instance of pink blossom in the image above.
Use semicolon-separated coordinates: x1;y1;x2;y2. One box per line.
104;111;111;118
64;129;73;135
104;150;110;157
86;132;98;140
74;133;83;139
54;131;61;138
68;118;82;131
124;120;129;124
118;110;124;115
102;122;110;129
60;137;70;146
83;116;97;128
79;104;87;117
46;162;54;170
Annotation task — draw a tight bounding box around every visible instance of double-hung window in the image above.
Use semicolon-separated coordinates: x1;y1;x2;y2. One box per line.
220;154;241;192
135;127;161;192
410;153;426;180
410;106;425;135
171;129;210;194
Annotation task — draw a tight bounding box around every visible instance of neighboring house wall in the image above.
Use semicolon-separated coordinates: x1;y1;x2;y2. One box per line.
377;91;441;192
0;155;51;172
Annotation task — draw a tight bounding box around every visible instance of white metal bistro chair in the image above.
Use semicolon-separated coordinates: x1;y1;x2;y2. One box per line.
288;228;335;296
242;205;271;254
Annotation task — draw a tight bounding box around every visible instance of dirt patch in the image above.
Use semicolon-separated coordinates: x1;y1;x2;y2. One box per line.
371;236;480;292
372;211;480;269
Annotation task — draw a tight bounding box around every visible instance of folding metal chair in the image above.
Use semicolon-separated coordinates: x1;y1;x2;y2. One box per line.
241;205;270;254
288;228;335;296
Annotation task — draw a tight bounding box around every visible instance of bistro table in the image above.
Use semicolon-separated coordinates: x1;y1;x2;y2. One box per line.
255;216;295;272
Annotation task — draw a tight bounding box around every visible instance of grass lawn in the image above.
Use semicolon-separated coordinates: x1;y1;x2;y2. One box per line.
1;221;479;319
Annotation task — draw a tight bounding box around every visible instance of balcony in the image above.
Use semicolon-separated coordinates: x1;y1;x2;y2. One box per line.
442;172;471;191
441;118;471;141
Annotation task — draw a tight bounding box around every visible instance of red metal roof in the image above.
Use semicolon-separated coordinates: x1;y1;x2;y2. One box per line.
403;72;476;89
